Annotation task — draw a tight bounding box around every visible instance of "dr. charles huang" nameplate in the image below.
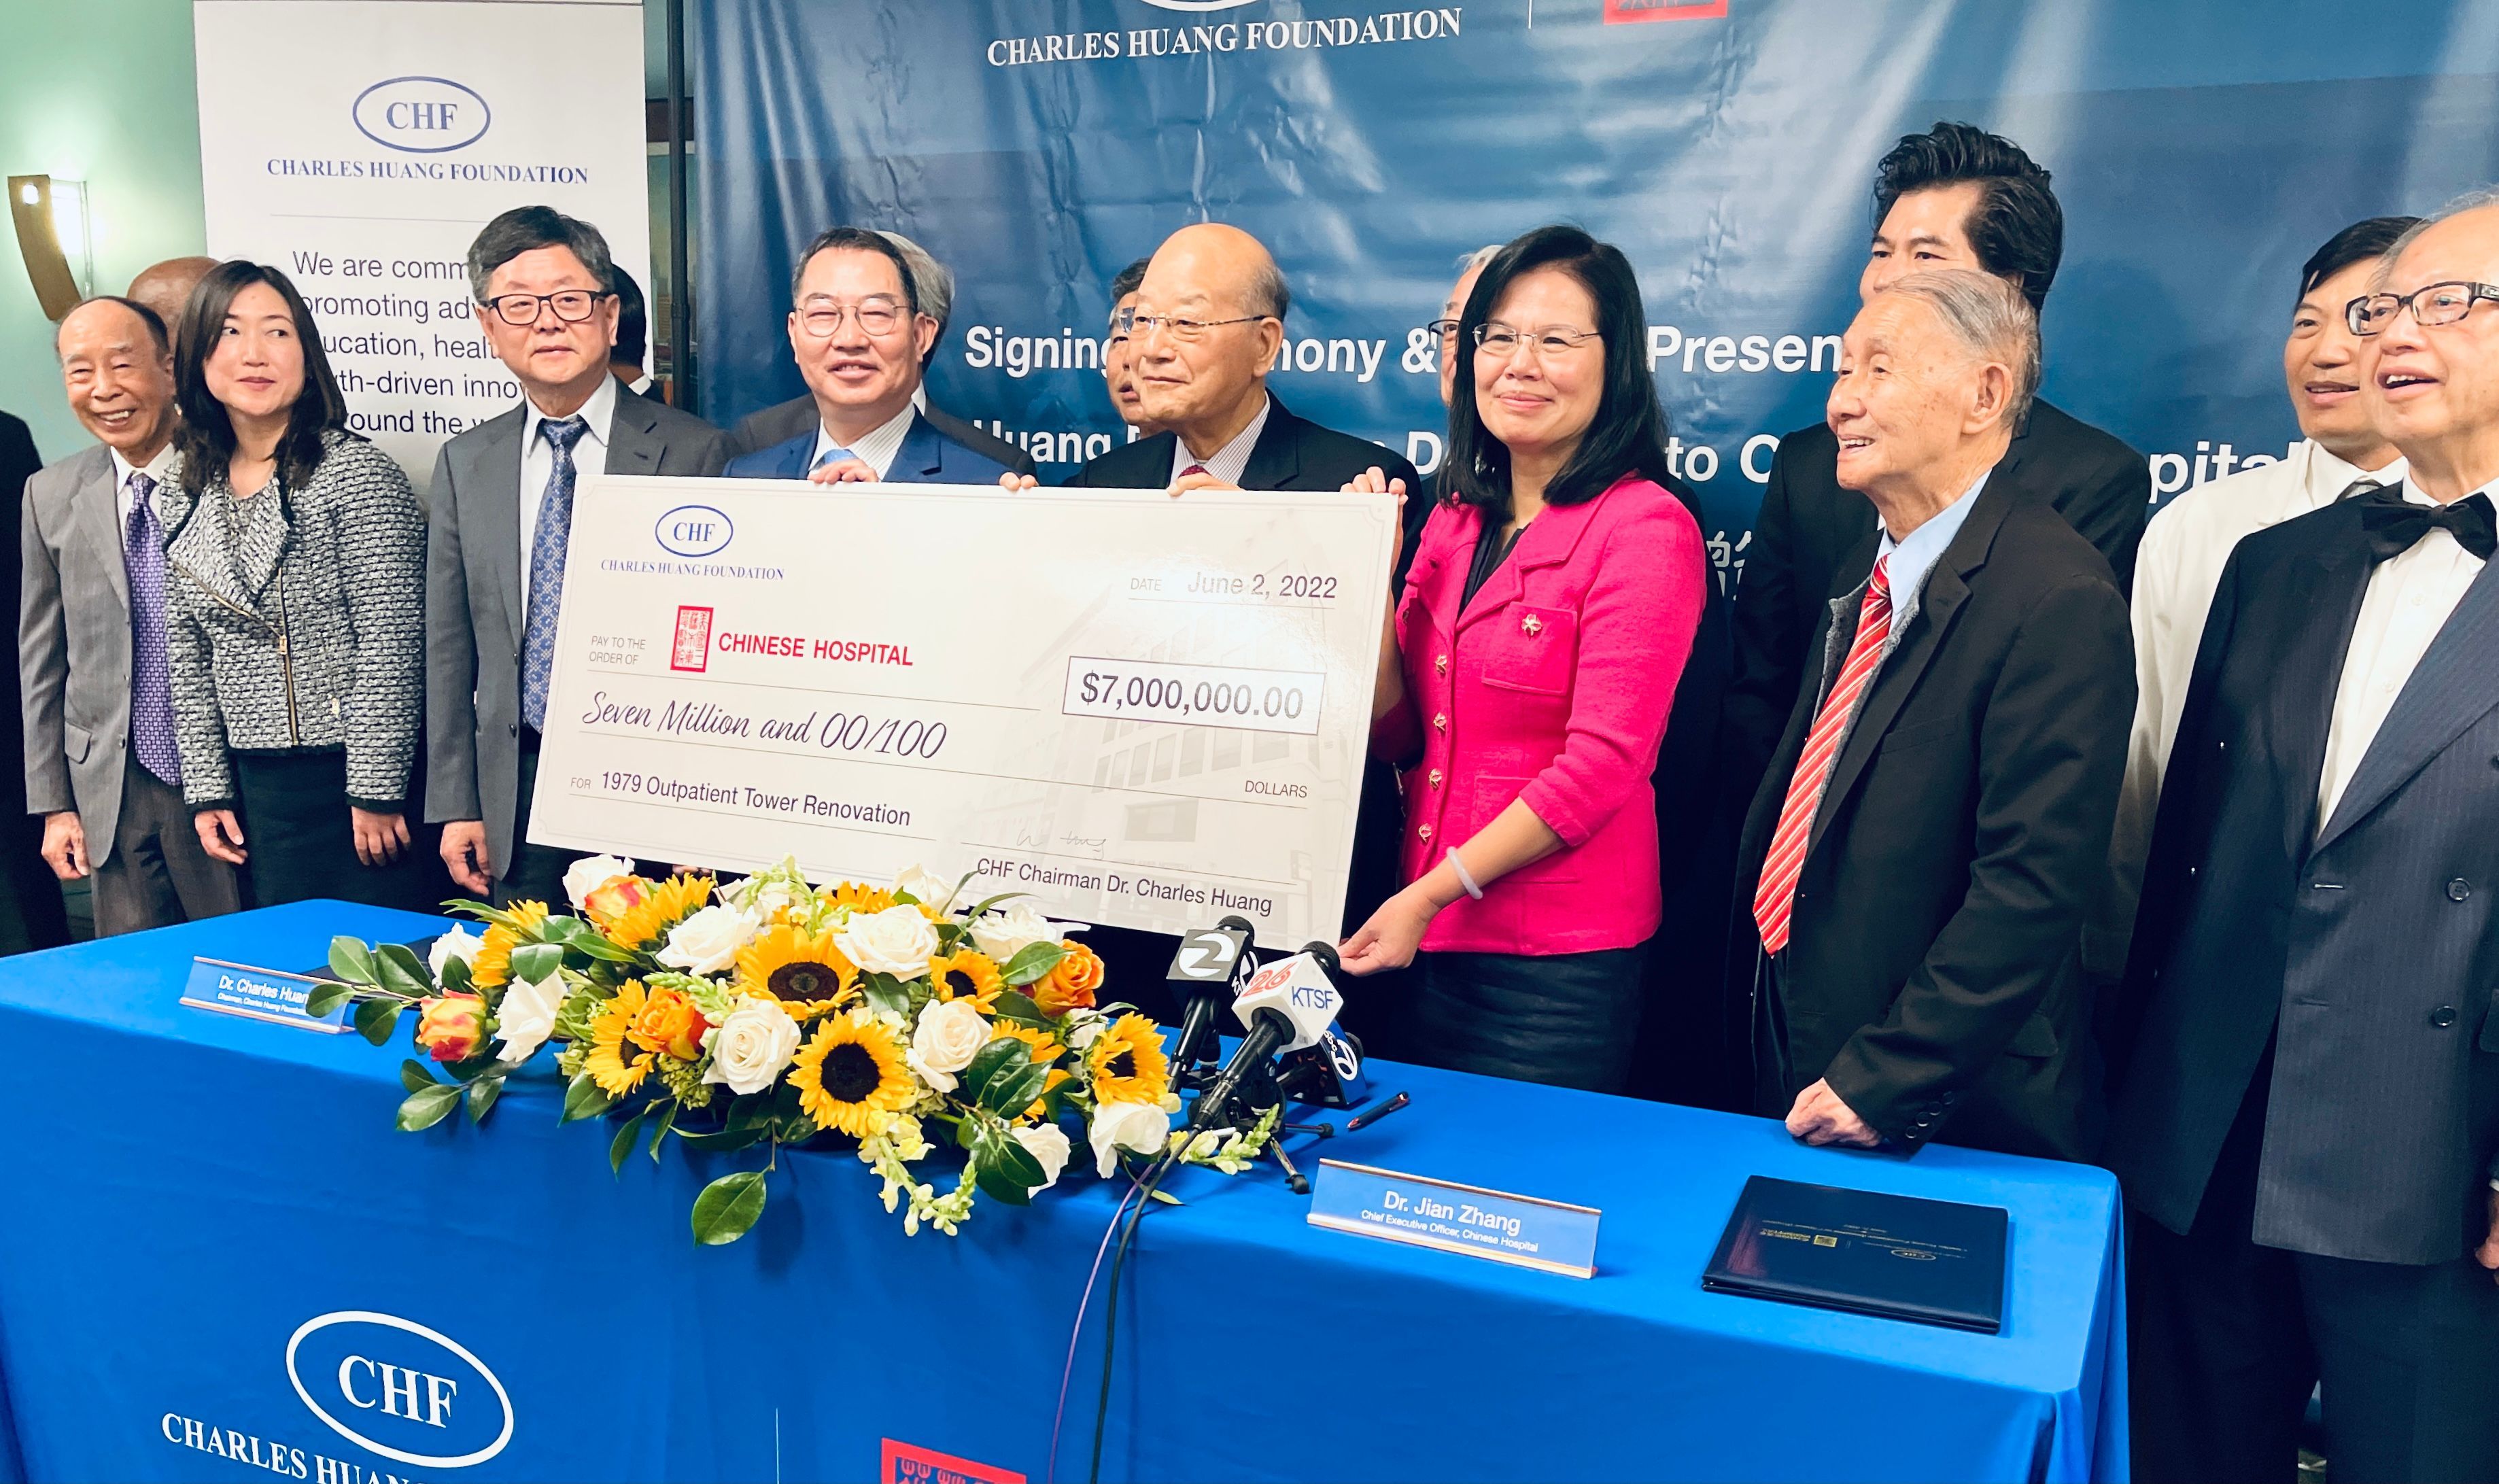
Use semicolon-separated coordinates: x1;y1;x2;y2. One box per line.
1307;1159;1600;1279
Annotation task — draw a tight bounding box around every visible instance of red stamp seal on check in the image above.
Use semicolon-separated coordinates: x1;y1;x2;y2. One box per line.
670;606;714;672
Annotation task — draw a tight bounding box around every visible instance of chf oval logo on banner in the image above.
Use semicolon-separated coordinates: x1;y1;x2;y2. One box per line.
657;504;735;557
351;77;492;154
285;1311;514;1468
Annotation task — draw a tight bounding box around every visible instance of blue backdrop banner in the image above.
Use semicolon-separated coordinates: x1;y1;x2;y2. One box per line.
691;0;2499;585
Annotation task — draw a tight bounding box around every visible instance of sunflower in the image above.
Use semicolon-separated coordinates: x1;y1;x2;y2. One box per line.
789;1010;916;1137
1086;1014;1170;1105
990;1022;1071;1120
818;881;895;916
585;980;656;1095
733;925;857;1017
602;872;714;953
926;950;1005;1012
470;901;550;989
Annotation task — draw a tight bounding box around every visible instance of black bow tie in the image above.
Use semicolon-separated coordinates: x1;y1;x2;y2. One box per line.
2356;486;2498;563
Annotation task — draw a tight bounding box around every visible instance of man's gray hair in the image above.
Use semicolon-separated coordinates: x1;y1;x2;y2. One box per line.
1458;244;1501;274
878;230;953;339
1247;258;1292;321
464;205;615;303
2373;184;2499;289
1875;269;2041;431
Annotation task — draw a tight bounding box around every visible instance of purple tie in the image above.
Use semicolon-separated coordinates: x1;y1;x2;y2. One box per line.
124;473;181;787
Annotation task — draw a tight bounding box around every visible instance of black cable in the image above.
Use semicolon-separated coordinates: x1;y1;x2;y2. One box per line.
1088;1145;1180;1483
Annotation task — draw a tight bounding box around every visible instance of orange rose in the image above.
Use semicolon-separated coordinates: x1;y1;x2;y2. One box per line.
581;876;647;927
1033;940;1104;1016
627;984;710;1060
414;991;487;1063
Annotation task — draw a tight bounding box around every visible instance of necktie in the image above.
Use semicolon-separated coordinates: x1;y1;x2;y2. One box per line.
123;472;181;788
811;444;858;473
1179;463;1209;479
2354;486;2497;563
520;416;591;731
1751;555;1893;956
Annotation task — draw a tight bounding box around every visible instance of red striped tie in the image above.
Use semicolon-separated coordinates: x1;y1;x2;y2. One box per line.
1752;555;1892;956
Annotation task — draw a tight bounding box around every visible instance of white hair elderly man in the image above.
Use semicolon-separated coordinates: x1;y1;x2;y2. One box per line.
1428;244;1502;407
1735;268;2132;1160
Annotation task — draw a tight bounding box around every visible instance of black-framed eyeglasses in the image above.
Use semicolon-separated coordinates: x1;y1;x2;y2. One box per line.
795;296;908;338
482;290;611;327
1473;322;1604;358
2346;281;2499;336
1426;317;1462;341
1114;306;1272;342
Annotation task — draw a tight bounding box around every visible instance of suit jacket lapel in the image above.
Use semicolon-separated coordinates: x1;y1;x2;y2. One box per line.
892;412;944;480
1455;495;1604;634
80;455;131;612
1237;396;1303;490
2313;552;2499;851
604;396;663;477
470;409;527;645
2269;536;2375;863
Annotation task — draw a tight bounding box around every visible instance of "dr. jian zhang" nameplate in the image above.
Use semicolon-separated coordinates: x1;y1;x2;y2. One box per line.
1307;1160;1601;1279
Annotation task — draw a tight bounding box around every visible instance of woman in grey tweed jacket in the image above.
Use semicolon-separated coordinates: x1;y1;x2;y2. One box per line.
162;261;447;911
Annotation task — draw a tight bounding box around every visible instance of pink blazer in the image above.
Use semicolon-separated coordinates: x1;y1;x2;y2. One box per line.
1373;474;1706;955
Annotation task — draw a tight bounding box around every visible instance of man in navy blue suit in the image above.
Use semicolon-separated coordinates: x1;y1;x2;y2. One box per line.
725;227;1013;487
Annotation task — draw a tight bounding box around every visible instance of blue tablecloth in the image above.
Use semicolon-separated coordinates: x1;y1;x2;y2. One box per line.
0;903;2126;1483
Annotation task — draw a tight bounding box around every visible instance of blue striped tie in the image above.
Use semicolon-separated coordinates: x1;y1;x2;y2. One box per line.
520;416;590;730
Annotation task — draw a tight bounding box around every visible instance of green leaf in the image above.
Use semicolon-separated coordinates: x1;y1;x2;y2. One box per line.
959;891;1027;922
973;1162;1033;1206
726;1096;776;1133
465;1074;502;1124
373;943;430;999
398;1059;439;1094
1146;1188;1185;1206
984;1135;1046;1189
566;933;636;964
858;973;910;1019
354;999;403;1047
986;989;1046;1026
957;1038;1026;1101
648;1100;680;1163
395;1082;462;1132
673;1123;770;1154
509;943;563;985
435;954;473;994
303;980;358;1019
1000;939;1067;987
327;937;379;986
691;1170;768;1245
561;1071;618;1124
953;1116;980;1150
979;1062;1052;1118
609;1111;648;1175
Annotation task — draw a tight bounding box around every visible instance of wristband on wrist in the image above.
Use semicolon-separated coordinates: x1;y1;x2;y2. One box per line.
1445;847;1485;901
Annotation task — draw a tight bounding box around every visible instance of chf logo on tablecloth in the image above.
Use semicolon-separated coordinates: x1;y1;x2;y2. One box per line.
284;1311;513;1468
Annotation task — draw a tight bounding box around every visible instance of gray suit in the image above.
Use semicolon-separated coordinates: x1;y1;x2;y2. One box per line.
19;445;239;931
426;394;727;888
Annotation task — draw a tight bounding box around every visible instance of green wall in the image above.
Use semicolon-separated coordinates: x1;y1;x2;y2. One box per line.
0;0;206;463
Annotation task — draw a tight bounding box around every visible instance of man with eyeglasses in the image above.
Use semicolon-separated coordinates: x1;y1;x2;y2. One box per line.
1102;256;1155;433
724;231;1035;477
1426;245;1500;411
2107;192;2499;1484
426;205;729;905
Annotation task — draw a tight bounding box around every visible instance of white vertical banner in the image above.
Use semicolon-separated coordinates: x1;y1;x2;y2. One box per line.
192;0;650;477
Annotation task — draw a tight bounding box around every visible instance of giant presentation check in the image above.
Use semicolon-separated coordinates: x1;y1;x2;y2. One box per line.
528;477;1402;943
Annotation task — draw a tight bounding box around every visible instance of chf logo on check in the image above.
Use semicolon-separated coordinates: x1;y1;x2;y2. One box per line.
657;504;734;557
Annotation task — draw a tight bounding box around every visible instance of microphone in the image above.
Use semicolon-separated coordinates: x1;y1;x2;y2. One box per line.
1273;1024;1367;1109
1188;942;1345;1132
1165;916;1256;1086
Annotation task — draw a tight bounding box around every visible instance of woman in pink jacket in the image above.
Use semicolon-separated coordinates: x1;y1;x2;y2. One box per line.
1341;226;1707;1093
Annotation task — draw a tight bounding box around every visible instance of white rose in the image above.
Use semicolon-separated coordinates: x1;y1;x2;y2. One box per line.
838;903;941;978
702;997;802;1096
1012;1122;1073;1191
969;901;1088;962
562;854;636;911
1089;1099;1173;1177
892;864;963;913
428;925;483;980
494;972;564;1065
914;997;990;1078
655;904;761;976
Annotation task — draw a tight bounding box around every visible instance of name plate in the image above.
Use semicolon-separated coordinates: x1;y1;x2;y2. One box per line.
1307;1159;1600;1279
524;477;1400;945
178;957;351;1034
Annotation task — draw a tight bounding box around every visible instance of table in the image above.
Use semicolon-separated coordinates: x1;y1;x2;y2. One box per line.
0;903;2126;1483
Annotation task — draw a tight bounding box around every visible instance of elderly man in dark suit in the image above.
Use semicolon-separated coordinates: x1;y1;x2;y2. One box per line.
1735;269;2131;1160
2107;195;2499;1484
428;207;729;905
1725;122;2147;805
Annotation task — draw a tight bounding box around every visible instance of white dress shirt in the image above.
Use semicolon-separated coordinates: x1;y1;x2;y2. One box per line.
109;442;178;531
810;401;918;479
520;373;617;621
1169;394;1272;487
2315;476;2490;832
2094;441;2405;970
1871;468;1988;638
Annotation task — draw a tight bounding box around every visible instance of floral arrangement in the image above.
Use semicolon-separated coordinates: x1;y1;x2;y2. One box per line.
312;857;1276;1243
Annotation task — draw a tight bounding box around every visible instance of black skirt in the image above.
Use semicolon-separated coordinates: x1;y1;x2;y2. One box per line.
1400;942;1651;1094
230;748;449;913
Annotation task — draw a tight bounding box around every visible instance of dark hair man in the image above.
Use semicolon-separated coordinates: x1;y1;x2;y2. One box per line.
20;296;241;935
1723;122;2150;804
124;258;218;340
426;206;729;904
610;266;661;400
1102;256;1154;432
2107;191;2499;1484
723;232;1036;478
